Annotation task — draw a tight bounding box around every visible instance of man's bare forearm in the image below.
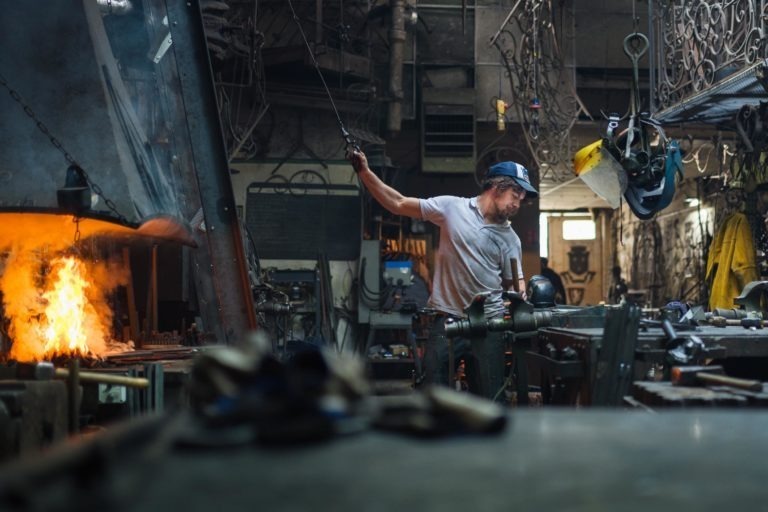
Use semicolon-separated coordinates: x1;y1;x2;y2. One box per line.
351;151;421;218
358;168;404;211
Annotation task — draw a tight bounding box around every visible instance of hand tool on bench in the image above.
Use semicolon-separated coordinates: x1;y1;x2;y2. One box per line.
671;365;763;392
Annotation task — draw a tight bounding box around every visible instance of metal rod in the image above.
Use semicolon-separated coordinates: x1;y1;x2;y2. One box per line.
55;368;150;389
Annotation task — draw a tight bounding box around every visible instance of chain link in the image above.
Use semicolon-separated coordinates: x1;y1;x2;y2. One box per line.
0;72;130;224
73;216;82;244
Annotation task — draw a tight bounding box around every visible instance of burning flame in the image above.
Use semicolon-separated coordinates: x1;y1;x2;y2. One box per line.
41;256;95;358
3;250;129;362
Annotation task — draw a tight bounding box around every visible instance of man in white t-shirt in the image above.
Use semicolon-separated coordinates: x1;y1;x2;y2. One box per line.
350;151;537;401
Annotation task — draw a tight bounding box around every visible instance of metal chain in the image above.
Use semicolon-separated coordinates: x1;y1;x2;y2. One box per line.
0;72;130;224
73;216;82;244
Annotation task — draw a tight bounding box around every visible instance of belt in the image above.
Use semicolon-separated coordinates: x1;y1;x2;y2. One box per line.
419;308;463;321
432;312;463;321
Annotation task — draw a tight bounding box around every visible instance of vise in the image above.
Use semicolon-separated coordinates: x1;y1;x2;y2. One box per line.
444;292;552;339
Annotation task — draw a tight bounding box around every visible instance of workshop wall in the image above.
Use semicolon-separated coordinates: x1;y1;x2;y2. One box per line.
608;131;768;310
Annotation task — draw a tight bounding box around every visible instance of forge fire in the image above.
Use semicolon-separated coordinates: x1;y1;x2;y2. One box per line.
2;249;129;362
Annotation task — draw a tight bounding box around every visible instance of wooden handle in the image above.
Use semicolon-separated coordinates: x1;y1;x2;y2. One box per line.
697;372;763;392
55;368;150;388
510;258;520;292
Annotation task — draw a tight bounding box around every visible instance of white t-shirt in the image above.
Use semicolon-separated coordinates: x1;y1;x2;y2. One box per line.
420;195;523;318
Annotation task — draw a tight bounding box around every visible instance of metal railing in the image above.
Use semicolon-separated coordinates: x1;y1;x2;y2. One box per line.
652;0;767;112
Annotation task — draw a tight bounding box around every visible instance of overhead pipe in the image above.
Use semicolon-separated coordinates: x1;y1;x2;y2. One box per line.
388;0;406;134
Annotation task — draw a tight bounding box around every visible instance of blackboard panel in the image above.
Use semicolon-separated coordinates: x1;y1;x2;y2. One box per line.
246;190;361;260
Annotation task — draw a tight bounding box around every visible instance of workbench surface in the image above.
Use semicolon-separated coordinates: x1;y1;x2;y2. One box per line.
542;324;768;356
3;409;768;511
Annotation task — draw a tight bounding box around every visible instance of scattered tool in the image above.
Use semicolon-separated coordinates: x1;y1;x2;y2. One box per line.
671;365;763;392
660;318;704;365
372;385;507;436
741;314;764;330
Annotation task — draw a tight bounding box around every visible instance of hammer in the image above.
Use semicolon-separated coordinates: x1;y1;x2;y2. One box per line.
671;365;763;392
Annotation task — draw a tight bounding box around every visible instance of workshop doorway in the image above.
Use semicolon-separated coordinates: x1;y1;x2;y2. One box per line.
541;212;610;306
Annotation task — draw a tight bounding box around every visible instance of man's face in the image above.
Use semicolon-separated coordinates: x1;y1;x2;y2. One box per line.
492;183;526;220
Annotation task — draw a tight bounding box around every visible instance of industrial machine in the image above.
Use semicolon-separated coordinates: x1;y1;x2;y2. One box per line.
357;239;425;380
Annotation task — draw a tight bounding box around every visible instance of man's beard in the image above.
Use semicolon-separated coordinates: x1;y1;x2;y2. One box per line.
491;207;516;223
494;208;520;224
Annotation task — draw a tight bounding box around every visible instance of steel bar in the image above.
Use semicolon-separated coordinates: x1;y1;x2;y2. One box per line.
54;368;149;388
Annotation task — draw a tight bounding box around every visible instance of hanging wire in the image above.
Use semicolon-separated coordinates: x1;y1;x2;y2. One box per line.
632;0;638;33
286;0;359;154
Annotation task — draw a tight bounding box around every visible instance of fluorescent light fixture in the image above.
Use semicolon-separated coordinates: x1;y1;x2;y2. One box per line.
562;219;596;240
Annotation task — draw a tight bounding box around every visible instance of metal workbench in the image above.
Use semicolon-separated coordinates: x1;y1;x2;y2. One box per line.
530;324;768;406
2;409;768;511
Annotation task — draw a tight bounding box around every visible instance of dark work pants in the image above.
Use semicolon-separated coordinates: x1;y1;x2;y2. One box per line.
423;316;507;402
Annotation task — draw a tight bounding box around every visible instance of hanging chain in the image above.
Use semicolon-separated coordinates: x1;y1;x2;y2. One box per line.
73;216;82;245
0;72;130;224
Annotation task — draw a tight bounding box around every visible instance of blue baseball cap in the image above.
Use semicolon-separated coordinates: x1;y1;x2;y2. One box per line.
487;161;538;198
